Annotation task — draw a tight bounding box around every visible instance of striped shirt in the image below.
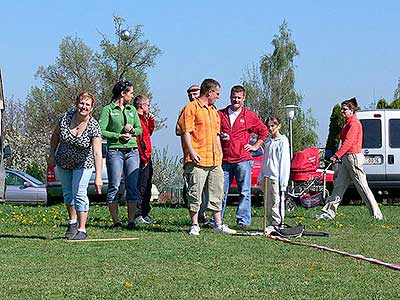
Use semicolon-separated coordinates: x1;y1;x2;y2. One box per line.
178;98;222;167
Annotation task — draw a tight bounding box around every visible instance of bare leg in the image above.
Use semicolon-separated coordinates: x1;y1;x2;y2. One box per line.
212;211;222;224
66;204;77;222
77;211;88;231
190;210;199;225
108;202;120;224
127;202;138;223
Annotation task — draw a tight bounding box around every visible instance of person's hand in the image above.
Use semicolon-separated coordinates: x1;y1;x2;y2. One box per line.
330;155;338;163
124;124;134;133
120;133;132;141
244;144;257;152
95;178;103;195
147;112;155;120
47;154;56;168
189;151;201;164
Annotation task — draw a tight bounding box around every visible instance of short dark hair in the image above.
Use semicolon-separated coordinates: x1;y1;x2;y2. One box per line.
265;116;281;125
230;85;246;97
341;97;358;112
133;95;148;108
112;80;133;100
200;79;220;96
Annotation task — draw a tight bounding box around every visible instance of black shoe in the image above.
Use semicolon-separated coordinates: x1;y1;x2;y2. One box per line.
111;222;123;229
237;223;249;230
65;223;78;240
71;231;88;240
198;214;208;224
127;222;136;230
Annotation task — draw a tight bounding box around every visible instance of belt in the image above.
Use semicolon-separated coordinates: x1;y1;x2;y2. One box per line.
110;147;137;152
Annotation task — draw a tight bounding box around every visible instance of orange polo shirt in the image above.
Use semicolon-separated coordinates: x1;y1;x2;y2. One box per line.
178;98;222;167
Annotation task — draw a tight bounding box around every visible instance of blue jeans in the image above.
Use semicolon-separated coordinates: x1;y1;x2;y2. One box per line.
106;149;140;203
222;160;252;225
56;166;93;212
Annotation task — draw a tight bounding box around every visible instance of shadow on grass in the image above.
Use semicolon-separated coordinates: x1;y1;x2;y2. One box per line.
0;234;49;240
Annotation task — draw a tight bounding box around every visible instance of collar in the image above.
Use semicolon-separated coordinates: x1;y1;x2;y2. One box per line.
110;101;132;110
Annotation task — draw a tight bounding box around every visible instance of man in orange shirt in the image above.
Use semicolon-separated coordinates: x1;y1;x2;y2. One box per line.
178;79;236;236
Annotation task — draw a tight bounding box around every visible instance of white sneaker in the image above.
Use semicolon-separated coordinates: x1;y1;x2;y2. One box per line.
264;225;276;235
315;213;333;220
213;224;237;235
134;216;146;224
373;214;384;221
189;225;200;236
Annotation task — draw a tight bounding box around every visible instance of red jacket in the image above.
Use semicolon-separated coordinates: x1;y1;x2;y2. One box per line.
137;113;155;165
335;114;362;158
219;106;268;163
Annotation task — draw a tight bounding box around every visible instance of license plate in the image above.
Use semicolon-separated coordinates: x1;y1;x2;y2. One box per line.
365;155;383;165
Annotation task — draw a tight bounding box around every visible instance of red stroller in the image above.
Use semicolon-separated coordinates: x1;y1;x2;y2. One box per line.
286;147;334;211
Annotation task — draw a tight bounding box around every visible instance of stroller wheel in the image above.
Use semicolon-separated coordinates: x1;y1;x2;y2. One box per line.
286;195;297;212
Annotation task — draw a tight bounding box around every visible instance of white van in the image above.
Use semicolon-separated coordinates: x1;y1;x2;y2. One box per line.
357;109;400;193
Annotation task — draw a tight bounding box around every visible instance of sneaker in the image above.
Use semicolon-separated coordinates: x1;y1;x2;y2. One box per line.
315;213;333;220
198;214;208;224
213;224;237;235
264;225;276;235
65;223;78;240
134;216;146;225
127;222;136;230
143;216;154;224
111;222;123;229
189;225;200;236
71;231;88;240
373;214;384;221
237;223;249;230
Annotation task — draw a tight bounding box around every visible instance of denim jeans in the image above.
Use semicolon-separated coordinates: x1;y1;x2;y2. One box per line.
56;166;93;212
222;160;252;225
106;149;140;203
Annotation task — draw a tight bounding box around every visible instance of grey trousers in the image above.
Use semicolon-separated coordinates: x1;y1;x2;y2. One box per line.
267;178;285;226
322;153;383;219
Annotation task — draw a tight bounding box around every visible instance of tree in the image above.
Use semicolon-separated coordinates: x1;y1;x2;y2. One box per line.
393;79;400;101
5;16;164;178
376;98;390;109
242;21;318;152
325;104;344;156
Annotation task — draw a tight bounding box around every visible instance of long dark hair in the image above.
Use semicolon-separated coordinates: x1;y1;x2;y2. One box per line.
112;80;133;100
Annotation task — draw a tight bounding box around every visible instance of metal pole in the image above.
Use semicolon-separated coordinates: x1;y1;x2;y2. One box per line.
289;118;293;159
263;176;268;235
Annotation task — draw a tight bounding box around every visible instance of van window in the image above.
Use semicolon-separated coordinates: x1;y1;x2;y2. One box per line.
389;119;400;148
360;119;382;148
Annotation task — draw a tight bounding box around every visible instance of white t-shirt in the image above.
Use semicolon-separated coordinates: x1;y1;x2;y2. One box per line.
228;107;242;127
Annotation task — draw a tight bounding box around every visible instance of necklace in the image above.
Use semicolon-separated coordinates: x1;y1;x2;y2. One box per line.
71;114;89;131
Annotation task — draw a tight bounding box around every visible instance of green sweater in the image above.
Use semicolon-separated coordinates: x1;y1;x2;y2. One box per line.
98;102;142;149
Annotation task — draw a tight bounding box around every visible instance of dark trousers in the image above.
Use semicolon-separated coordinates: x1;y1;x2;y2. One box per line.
137;158;153;217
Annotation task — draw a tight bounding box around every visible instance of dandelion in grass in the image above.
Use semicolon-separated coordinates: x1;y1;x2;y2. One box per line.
123;282;133;288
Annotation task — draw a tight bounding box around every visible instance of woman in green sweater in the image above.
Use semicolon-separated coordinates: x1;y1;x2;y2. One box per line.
99;81;142;229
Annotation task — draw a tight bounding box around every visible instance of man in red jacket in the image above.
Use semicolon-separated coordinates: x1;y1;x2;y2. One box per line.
219;85;268;227
134;95;155;224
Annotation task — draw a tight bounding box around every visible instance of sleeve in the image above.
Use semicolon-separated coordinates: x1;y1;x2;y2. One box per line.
335;121;360;158
257;144;268;184
178;103;195;133
279;138;291;192
98;106;120;140
90;118;102;139
251;113;268;141
132;109;143;137
148;117;155;135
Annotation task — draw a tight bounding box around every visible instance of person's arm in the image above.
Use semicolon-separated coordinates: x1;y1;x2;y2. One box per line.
98;106;120;140
148;115;155;135
47;125;60;167
244;113;268;152
182;131;200;164
217;134;223;160
335;121;360;159
92;136;103;195
279;138;291;192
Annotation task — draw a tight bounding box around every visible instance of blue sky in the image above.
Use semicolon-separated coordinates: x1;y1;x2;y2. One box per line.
1;0;400;156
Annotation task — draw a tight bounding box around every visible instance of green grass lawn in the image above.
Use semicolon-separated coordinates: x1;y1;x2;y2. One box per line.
0;203;399;300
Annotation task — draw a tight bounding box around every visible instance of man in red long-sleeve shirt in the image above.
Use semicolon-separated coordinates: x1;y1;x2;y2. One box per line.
134;95;155;224
219;85;268;227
